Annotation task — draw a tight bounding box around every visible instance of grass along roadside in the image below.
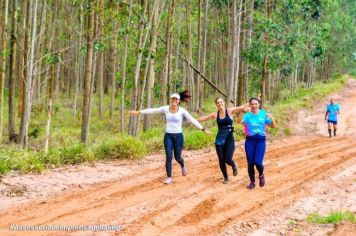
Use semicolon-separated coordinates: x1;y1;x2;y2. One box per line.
285;209;355;235
0;75;351;175
306;210;355;224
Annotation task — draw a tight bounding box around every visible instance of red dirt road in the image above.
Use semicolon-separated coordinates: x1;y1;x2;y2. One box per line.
0;79;355;236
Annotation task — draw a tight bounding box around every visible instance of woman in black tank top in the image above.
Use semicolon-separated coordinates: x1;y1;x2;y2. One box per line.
197;98;249;184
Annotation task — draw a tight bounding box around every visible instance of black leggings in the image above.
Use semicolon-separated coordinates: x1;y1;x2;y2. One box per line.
215;133;236;179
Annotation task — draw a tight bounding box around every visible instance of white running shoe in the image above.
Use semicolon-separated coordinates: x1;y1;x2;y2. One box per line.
181;166;187;176
164;177;172;185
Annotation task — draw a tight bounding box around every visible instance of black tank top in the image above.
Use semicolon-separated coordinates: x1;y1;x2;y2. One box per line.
216;109;233;128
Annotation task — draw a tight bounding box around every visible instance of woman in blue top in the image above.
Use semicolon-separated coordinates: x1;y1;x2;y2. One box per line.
324;98;340;137
197;98;249;184
243;97;276;189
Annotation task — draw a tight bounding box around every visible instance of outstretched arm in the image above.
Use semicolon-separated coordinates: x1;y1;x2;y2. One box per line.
232;106;250;124
197;112;216;122
129;107;165;116
183;111;204;130
229;105;249;115
182;110;212;134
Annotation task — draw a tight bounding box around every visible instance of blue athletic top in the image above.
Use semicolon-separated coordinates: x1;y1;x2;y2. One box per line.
326;103;340;121
243;110;272;137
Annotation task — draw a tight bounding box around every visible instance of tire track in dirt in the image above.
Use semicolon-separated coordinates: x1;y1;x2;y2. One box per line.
1;135;354;236
139;138;356;235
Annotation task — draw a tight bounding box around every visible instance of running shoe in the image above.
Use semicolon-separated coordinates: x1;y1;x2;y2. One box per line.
259;174;265;187
181;166;187;176
164;177;172;185
232;162;238;176
247;182;255;189
223;178;229;184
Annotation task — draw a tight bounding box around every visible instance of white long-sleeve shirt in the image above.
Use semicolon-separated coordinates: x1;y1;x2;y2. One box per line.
140;106;203;133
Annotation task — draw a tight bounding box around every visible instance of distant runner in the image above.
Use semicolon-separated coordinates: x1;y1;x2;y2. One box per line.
242;97;276;189
130;91;211;185
325;98;340;137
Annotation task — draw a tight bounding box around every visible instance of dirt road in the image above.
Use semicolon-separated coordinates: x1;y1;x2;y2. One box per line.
1;79;355;236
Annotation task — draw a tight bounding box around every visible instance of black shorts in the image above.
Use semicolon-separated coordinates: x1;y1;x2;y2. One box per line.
327;120;337;125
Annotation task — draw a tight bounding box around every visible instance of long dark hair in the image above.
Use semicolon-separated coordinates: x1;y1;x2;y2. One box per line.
179;90;191;103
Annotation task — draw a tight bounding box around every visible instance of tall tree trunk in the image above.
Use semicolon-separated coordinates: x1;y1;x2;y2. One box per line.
44;98;52;155
18;0;29;119
233;0;243;104
244;0;254;102
0;0;9;142
163;0;176;105
260;0;271;107
81;0;95;145
199;0;208;110
237;0;245;105
20;0;38;149
8;0;18;141
144;1;161;130
186;0;195;111
195;0;201;111
128;0;156;135
120;0;133;134
227;0;237;106
73;4;84;119
225;2;231;97
110;21;119;118
98;0;105;118
33;0;47;105
135;49;151;134
128;0;148;135
41;0;57;104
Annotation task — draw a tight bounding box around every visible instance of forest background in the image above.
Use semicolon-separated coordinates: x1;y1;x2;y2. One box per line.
0;0;354;173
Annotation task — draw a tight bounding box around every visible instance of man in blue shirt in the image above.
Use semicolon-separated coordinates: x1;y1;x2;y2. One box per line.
325;98;340;137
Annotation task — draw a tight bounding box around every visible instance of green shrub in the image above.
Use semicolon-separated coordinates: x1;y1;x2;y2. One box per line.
44;143;86;166
94;135;147;159
184;128;215;150
0;156;12;174
41;150;62;167
139;127;164;140
0;150;45;174
138;128;164;153
306;210;355;224
283;127;292;136
58;143;86;165
143;137;164;153
20;154;45;173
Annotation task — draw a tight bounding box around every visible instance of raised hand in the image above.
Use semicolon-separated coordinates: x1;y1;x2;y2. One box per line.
129;111;140;116
243;106;251;113
203;129;213;135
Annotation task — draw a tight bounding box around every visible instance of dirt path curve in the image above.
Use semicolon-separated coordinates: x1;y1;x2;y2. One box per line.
0;79;355;236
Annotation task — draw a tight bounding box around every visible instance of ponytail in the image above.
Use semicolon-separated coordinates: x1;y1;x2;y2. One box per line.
178;90;191;103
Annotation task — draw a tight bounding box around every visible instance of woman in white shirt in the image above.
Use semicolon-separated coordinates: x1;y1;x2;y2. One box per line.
130;91;210;185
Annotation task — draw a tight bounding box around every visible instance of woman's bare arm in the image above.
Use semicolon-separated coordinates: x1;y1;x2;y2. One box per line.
197;112;216;122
